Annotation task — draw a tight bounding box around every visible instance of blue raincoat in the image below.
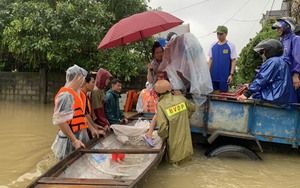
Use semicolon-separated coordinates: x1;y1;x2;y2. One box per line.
249;56;297;106
280;32;300;74
280;31;300;102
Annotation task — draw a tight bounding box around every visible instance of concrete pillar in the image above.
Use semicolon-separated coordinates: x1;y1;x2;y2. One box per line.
39;66;47;104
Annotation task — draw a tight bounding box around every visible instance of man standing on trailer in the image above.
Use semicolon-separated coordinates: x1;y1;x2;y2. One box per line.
208;25;237;94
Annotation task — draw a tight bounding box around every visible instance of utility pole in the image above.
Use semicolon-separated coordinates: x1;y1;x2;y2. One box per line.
287;0;292;16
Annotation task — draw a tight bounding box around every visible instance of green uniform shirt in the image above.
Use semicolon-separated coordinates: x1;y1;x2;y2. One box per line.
156;92;196;164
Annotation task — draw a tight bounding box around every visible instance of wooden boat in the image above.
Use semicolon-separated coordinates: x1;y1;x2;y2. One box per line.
28;121;166;188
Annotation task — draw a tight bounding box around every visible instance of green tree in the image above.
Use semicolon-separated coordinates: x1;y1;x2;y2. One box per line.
0;0;15;71
0;0;153;81
236;20;279;84
101;0;148;21
2;0;114;72
96;0;153;80
3;1;54;71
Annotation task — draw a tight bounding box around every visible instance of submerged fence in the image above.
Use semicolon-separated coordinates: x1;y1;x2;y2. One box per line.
0;71;146;104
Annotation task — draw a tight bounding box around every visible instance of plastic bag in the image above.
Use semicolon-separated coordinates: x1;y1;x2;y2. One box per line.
111;120;150;145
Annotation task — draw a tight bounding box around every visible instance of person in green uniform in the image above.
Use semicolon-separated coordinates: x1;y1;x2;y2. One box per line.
155;80;196;164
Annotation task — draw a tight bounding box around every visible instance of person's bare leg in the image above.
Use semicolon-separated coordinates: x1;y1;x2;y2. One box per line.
145;114;157;139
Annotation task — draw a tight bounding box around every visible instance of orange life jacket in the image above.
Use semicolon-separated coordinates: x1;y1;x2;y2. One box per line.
141;89;156;114
124;90;136;112
55;87;88;132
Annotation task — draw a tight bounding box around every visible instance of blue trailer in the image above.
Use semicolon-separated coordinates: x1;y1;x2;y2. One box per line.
190;96;300;159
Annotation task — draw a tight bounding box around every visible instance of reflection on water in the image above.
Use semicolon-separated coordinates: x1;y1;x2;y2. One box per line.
1;102;300;188
0;102;57;187
143;149;300;188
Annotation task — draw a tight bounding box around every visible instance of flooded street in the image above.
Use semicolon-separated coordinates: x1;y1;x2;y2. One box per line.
144;150;300;188
1;102;300;188
0;102;57;188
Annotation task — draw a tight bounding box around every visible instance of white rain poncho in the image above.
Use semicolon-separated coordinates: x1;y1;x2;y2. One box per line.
158;33;213;101
157;33;213;126
51;129;90;161
53;65;88;125
136;82;155;114
51;64;88;161
136;92;144;113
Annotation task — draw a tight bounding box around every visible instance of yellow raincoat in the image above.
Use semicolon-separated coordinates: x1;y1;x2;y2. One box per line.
156;92;196;164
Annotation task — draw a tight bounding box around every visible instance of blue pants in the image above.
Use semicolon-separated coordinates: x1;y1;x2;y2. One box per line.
212;81;228;92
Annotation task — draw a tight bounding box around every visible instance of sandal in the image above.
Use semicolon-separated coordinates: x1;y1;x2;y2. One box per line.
143;135;155;147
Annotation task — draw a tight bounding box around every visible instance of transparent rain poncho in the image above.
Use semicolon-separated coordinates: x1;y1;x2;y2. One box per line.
159;33;213;95
158;33;213;105
136;82;156;114
136;92;144;113
51;65;88;161
53;65;88;125
51;129;90;161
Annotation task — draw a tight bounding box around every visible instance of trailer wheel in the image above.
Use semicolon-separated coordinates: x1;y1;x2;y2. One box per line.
206;145;261;160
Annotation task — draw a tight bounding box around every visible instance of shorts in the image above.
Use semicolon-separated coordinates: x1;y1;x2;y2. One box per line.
212;81;228;92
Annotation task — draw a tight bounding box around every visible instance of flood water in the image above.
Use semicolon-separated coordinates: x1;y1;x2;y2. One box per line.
1;102;300;188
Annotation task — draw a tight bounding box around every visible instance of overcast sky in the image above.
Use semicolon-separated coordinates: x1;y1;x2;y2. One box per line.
148;0;283;57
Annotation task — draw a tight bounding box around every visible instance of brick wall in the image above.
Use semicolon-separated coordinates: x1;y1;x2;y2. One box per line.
46;73;66;103
0;72;146;104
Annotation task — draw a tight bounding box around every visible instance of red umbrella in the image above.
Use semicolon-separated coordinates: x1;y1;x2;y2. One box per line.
98;11;183;50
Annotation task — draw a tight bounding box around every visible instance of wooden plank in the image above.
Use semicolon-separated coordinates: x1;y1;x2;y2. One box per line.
35;184;126;188
127;113;154;120
128;116;153;120
207;130;257;144
79;148;161;154
51;154;82;177
27;136;108;188
38;177;132;186
128;142;166;188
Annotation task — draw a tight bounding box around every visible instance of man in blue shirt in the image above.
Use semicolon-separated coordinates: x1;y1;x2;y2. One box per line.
208;25;237;94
